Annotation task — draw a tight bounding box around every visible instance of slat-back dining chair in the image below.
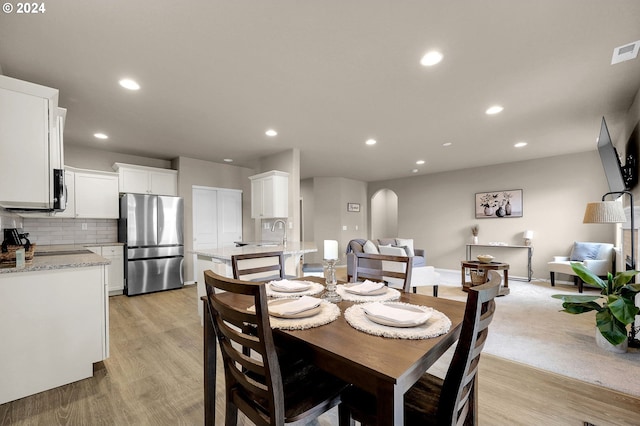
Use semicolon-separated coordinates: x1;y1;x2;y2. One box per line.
231;251;285;282
204;270;348;426
338;270;502;426
350;251;414;293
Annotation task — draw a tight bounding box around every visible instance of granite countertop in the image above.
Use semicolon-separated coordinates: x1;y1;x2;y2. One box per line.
194;241;317;261
0;244;115;275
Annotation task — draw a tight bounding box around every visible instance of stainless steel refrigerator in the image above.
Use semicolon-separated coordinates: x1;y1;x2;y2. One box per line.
118;193;184;296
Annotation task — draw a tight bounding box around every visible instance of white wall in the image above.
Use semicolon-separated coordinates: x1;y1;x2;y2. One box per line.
367;151;615;281
175;156;254;282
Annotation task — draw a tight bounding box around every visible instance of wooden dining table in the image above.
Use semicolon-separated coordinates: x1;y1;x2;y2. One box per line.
203;276;466;426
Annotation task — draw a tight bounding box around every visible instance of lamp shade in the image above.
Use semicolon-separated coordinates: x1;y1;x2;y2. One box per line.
583;201;627;224
523;230;534;240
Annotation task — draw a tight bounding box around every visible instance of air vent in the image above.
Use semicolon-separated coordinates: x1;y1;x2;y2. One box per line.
611;40;640;64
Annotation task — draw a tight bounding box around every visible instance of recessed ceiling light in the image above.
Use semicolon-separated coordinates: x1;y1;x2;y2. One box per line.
416;160;425;165
223;158;233;163
94;133;108;139
119;78;140;91
366;139;377;145
486;105;504;115
442;142;452;147
420;50;443;66
412;169;419;173
514;142;528;148
265;129;278;137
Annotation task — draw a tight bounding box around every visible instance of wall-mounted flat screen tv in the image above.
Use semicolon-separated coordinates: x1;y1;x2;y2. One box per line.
597;117;627;194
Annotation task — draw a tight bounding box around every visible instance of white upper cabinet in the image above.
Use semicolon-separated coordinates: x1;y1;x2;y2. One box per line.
249;170;289;218
113;163;178;196
0;75;62;210
56;167;119;219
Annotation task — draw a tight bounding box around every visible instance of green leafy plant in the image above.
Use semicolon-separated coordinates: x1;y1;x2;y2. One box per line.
552;262;640;346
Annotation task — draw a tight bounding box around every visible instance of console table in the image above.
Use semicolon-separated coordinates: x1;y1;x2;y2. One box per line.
466;244;533;282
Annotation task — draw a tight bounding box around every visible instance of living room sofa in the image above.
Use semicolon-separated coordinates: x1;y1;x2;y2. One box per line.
346;238;427;280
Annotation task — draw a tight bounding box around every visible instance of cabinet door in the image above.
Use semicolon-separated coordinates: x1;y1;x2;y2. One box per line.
0;87;50;207
149;170;177;196
102;246;124;293
57;169;76;218
119;167;150;194
75;173;119;218
251;179;264;218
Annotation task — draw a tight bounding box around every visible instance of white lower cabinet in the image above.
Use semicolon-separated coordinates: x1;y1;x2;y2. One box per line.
0;265;108;404
86;245;124;295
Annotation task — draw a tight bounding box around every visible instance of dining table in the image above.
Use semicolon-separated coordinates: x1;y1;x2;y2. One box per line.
203;276;466;426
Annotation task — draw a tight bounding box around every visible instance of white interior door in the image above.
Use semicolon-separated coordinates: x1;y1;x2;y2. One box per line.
217;190;243;247
193;187;218;250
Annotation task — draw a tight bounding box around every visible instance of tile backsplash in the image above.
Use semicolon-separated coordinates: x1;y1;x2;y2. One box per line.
22;218;118;245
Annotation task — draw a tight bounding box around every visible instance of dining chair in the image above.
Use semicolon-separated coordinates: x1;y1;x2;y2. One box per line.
350;251;414;293
231;251;286;281
204;270;348;425
338;270;501;426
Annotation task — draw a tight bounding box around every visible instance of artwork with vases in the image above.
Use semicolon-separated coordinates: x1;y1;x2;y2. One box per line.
475;189;523;219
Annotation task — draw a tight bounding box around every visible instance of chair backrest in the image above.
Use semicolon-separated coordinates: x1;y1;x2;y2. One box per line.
438;270;500;425
351;251;413;292
231;251;285;281
378;245;412;290
204;270;285;425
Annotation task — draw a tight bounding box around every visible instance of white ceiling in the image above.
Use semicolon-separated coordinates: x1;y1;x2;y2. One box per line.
1;1;640;182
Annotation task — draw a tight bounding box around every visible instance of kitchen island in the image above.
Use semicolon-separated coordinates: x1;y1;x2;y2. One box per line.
0;247;110;404
193;241;317;318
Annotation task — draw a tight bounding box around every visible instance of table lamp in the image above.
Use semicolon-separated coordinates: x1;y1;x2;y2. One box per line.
523;230;533;246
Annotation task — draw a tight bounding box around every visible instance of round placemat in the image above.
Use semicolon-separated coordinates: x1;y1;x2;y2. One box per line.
336;285;401;303
344;302;451;339
267;301;340;330
266;281;324;298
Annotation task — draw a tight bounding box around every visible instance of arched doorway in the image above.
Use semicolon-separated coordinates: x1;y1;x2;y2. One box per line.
371;189;398;240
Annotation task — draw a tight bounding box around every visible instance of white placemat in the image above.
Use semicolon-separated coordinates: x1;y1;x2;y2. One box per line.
344;302;451;339
336;285;401;303
266;301;340;330
266;281;324;298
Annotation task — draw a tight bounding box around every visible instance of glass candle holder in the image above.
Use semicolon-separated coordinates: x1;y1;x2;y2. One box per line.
322;258;342;303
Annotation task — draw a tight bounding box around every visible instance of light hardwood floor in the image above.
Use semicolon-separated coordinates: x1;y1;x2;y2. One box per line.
1;284;638;425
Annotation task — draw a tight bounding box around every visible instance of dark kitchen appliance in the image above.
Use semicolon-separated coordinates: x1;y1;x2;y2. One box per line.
2;228;31;252
118;194;184;296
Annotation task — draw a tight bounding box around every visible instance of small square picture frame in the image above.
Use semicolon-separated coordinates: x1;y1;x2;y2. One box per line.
347;202;360;212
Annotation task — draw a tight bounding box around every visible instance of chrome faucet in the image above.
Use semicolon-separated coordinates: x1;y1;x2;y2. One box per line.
271;219;287;246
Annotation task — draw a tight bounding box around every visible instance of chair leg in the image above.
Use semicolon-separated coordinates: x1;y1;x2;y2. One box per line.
338;403;355;426
433;285;438;297
578;278;583;293
550;272;555;286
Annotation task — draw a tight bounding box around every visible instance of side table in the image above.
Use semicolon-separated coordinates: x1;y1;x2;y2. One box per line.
460;260;510;296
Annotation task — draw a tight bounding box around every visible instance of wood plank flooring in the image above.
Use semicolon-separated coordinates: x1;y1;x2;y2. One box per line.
1;284;638;425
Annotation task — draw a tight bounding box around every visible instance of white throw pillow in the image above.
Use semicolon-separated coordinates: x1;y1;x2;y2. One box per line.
395;238;415;256
363;240;379;254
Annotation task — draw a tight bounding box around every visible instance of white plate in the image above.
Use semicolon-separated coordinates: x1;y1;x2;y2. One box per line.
269;282;312;293
268;298;321;319
343;283;388;296
363;304;431;328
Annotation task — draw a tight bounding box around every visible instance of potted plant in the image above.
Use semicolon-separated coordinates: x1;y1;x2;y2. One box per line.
471;225;479;244
552;262;640;351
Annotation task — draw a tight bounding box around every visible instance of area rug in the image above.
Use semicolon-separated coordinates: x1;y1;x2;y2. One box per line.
430;270;640;397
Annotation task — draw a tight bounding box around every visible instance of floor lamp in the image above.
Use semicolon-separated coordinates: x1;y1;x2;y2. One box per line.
583;190;639;347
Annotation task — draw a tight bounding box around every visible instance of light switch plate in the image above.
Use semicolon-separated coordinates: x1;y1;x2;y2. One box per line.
342;225;347;231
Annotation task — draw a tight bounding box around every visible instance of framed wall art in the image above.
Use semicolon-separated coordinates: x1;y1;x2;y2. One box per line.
475;189;523;219
347;202;360;212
